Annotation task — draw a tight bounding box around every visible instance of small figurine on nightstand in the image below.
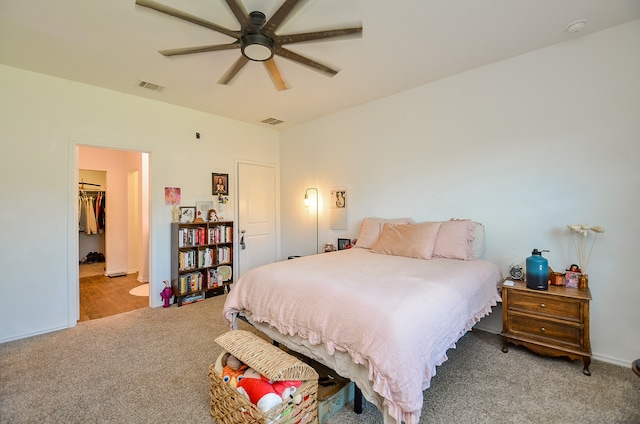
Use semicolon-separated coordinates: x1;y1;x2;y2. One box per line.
567;264;581;273
160;280;173;308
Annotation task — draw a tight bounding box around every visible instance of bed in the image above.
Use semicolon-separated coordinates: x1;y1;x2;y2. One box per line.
223;218;502;424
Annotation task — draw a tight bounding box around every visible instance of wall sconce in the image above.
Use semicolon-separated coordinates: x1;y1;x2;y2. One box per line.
304;187;319;254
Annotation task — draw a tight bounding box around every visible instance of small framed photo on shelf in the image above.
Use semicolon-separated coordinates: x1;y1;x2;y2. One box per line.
195;201;214;221
565;271;580;288
179;206;196;224
337;238;351;250
212;173;229;195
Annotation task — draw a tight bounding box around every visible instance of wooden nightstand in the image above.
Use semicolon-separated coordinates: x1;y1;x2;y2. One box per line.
501;280;592;375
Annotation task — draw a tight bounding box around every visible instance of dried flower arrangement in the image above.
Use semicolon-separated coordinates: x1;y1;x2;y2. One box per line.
566;224;605;273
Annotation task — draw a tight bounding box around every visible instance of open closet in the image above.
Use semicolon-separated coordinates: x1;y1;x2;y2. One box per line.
79;171;107;276
77;146;150;321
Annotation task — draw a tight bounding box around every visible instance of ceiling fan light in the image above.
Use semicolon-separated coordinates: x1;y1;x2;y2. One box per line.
241;34;275;61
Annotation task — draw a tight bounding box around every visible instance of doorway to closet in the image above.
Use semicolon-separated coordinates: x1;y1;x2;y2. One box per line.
77;146;150;321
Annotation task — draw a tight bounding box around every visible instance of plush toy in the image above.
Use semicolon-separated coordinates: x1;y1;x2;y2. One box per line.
272;380;303;404
236;368;283;412
217;352;248;389
160;280;173;308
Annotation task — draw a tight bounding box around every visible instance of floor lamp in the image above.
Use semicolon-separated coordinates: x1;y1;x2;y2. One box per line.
304;187;319;254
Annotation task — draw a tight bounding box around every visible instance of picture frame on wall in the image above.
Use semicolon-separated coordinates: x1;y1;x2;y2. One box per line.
212;173;229;195
179;206;196;223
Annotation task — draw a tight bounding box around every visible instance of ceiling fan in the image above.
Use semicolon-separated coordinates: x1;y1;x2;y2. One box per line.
135;0;363;91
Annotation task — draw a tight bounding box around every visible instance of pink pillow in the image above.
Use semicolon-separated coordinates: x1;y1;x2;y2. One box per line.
371;221;442;259
432;219;476;260
355;217;414;249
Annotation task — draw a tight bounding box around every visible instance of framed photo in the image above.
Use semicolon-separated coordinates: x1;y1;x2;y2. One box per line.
179;206;196;224
212;173;229;195
338;238;351;250
195;201;214;221
565;271;580;288
164;187;181;205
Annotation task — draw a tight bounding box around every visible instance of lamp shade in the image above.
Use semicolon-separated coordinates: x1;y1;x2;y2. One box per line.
304;188;319;254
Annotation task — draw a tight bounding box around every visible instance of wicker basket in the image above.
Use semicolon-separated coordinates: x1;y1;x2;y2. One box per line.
210;330;319;424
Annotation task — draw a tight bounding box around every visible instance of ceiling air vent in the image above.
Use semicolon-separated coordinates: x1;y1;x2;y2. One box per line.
261;117;284;126
137;80;165;92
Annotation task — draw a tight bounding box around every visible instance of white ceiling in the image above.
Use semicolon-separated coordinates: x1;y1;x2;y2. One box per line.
1;0;639;130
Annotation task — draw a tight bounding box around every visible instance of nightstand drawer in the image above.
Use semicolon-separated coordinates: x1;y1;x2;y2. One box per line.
507;291;583;323
501;280;592;375
508;312;584;349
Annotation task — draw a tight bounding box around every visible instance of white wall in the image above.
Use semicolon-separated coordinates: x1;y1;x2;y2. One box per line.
279;21;640;366
0;65;279;342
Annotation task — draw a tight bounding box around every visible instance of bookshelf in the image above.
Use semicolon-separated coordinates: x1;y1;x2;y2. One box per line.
170;221;234;306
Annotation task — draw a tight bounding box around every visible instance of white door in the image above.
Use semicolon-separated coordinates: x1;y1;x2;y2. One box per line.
237;162;277;277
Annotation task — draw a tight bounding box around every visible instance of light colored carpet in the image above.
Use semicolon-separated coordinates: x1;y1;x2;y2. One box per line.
0;294;638;424
129;283;149;297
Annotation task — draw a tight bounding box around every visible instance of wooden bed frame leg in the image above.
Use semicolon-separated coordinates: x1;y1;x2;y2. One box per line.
354;384;363;414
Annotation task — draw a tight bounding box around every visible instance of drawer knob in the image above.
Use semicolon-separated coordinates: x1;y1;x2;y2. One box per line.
540;303;546;308
541;327;546;332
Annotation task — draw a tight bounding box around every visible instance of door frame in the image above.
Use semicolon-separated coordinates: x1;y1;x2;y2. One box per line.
67;140;152;326
234;159;281;275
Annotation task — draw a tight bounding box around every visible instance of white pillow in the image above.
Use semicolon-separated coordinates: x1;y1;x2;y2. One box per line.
355;217;414;249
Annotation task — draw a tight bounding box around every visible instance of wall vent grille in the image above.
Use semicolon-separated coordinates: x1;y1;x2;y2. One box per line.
261;117;284;125
137;80;165;92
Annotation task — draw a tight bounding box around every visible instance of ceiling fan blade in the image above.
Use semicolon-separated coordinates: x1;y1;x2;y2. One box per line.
262;0;308;36
224;0;251;30
263;59;288;91
278;27;362;45
218;56;250;85
135;0;239;39
160;42;240;57
275;47;338;77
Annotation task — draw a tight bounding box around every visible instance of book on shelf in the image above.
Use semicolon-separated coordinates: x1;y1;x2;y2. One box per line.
177;272;203;294
181;292;205;304
178;227;207;247
208;225;233;244
178;249;197;271
216;246;232;264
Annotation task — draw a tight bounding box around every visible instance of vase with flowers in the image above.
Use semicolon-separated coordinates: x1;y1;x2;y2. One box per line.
566;224;605;290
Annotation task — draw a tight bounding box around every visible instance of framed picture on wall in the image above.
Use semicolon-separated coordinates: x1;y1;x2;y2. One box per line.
212;173;229;195
179;206;196;223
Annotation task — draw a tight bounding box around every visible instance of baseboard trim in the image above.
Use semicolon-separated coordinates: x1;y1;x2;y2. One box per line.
0;324;69;344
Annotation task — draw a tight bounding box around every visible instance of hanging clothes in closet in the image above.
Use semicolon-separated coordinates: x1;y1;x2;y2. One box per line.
78;191;105;235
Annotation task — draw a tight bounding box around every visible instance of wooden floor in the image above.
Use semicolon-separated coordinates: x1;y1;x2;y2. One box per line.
79;271;149;322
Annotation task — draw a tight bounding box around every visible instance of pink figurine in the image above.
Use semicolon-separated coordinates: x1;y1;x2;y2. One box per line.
160;280;173;308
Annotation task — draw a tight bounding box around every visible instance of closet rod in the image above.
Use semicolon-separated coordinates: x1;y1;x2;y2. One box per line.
78;178;101;190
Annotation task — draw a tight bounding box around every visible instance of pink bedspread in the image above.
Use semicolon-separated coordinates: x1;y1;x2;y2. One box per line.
223;248;502;424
